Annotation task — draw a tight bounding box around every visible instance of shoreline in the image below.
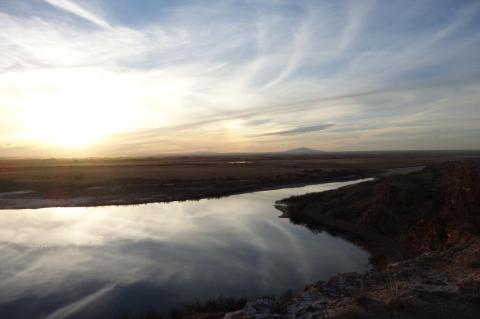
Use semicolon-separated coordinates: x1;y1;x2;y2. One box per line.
0;153;461;211
0;173;375;210
274;202;404;269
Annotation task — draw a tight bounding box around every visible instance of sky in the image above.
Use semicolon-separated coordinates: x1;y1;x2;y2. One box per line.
0;0;479;157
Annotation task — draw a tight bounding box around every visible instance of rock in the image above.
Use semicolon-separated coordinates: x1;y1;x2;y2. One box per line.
224;298;283;319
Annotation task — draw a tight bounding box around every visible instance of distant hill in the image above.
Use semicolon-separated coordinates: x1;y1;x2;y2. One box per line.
188;151;219;156
281;147;325;154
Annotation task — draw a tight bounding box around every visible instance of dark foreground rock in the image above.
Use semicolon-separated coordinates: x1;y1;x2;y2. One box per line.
225;240;480;318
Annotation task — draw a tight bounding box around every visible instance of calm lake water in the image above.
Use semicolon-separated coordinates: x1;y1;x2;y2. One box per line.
0;180;370;319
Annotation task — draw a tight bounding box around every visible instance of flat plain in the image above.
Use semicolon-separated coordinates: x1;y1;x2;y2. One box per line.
0;150;478;209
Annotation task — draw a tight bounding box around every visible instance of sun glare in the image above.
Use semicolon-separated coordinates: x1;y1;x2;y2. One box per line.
17;69;136;148
22;97;123;148
23;111;107;148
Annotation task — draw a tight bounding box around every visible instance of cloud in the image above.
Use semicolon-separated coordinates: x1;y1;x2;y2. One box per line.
260;8;310;90
43;0;112;29
45;284;116;319
338;0;377;52
254;124;334;137
0;0;479;156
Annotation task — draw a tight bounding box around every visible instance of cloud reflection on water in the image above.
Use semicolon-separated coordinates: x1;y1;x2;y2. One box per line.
0;180;370;318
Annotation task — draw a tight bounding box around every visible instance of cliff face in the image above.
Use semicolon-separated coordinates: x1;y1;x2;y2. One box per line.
438;162;480;244
280;160;480;259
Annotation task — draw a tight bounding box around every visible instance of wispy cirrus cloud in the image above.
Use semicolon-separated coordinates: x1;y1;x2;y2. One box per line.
43;0;112;29
254;124;334;137
0;0;479;156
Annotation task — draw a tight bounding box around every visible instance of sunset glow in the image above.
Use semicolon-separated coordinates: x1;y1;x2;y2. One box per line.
16;69;136;148
0;0;479;156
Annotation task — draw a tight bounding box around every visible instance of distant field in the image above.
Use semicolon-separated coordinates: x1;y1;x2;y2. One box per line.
0;151;478;209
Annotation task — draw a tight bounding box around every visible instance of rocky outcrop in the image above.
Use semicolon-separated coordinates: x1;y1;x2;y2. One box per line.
223;239;480;318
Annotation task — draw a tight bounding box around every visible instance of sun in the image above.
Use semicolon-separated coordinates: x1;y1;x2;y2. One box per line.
23;114;106;148
18;69;136;149
22;101;131;148
21;99;100;147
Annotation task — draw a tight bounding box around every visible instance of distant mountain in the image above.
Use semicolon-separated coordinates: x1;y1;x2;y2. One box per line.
282;147;325;154
187;151;219;156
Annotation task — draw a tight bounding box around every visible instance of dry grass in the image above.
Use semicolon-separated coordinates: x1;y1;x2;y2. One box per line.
0;153;461;192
